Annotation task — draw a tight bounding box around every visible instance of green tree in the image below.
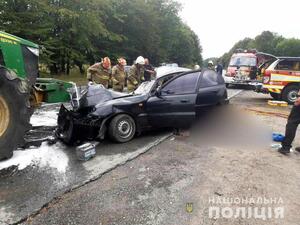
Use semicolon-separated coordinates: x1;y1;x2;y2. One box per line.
275;38;300;57
0;0;203;74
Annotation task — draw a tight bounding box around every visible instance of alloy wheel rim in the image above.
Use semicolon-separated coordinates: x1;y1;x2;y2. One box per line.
0;96;10;137
288;90;298;102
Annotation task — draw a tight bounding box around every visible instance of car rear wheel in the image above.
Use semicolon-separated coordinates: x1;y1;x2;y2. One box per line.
108;114;136;143
270;92;281;100
282;85;299;104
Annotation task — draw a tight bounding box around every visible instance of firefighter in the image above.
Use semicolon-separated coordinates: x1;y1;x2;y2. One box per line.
87;57;111;88
111;58;127;92
144;58;156;81
216;62;223;76
127;56;145;92
208;60;214;70
279;93;300;154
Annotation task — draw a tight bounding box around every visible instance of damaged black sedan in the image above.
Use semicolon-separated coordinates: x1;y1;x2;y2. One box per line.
57;69;228;145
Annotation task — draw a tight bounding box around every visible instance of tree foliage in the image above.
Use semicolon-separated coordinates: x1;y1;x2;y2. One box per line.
0;0;203;74
219;31;300;67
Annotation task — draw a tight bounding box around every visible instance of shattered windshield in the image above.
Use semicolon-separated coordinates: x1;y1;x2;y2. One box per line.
134;81;155;95
229;56;257;67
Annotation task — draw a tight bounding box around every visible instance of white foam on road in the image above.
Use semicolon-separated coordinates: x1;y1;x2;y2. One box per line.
0;143;69;173
30;110;58;127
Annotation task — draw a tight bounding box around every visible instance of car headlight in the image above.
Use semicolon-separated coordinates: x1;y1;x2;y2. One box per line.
27;47;39;56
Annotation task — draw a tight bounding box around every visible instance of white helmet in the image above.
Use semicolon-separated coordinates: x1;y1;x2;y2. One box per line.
208;60;214;65
135;56;145;65
194;65;200;70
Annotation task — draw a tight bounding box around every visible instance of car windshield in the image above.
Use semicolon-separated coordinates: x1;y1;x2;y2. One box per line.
229;56;257;67
134;81;155;95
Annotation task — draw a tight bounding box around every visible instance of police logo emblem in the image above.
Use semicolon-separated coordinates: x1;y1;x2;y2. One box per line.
186;203;193;213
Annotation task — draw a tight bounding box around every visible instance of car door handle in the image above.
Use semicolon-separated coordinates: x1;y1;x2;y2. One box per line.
180;99;189;103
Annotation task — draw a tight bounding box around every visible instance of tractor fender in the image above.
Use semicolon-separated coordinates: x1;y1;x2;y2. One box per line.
0;66;29;93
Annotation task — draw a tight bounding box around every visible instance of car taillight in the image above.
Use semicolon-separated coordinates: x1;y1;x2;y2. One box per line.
263;70;271;84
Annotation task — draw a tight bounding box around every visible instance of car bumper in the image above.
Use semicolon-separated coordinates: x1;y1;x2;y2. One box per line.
57;105;103;144
224;76;257;86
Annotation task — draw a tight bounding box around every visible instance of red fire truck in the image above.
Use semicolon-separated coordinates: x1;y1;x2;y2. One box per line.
224;49;276;87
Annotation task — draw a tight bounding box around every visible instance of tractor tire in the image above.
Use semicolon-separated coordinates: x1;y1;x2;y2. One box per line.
0;69;31;160
270;92;281;101
108;114;136;143
282;85;299;105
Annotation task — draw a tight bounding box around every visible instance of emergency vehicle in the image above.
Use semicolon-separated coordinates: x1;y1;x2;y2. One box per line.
262;57;300;104
224;49;276;87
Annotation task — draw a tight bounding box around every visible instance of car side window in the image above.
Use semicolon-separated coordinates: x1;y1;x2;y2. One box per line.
200;70;219;87
161;72;200;95
275;60;300;71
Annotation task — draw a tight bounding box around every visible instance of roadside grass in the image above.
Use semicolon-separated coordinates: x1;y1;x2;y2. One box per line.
39;67;88;86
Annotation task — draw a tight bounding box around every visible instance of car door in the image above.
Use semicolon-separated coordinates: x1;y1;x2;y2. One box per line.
146;72;200;128
196;70;225;109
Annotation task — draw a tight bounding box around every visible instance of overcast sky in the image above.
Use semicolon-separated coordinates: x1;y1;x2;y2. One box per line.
178;0;300;59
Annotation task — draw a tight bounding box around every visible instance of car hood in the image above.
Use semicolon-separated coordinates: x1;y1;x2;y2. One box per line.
90;91;147;117
72;84;147;111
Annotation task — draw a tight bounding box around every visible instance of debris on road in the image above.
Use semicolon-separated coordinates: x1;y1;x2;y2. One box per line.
76;143;97;161
272;133;285;142
268;100;288;107
0;165;18;178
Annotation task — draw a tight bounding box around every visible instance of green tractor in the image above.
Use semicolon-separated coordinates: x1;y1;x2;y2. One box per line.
0;31;72;159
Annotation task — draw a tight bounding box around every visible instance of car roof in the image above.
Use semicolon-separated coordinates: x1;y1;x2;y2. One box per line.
155;66;191;78
277;57;300;60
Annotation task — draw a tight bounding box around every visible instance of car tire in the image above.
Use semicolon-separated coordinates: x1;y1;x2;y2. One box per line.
282;85;299;105
270;92;281;101
108;114;136;143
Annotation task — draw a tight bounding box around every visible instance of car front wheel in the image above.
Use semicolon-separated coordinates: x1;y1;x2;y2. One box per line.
282;85;299;104
108;114;136;143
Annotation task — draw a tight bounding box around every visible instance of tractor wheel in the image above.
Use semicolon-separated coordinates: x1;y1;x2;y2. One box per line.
282;85;299;105
0;69;31;160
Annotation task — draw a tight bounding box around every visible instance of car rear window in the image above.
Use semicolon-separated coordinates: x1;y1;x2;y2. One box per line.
229;56;257;67
275;60;300;71
200;70;223;87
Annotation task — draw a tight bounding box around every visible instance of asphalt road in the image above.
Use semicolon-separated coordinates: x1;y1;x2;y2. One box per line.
18;89;300;225
0;88;243;225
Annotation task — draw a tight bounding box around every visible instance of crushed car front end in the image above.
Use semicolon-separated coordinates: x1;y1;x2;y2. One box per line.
57;84;116;145
57;104;104;145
